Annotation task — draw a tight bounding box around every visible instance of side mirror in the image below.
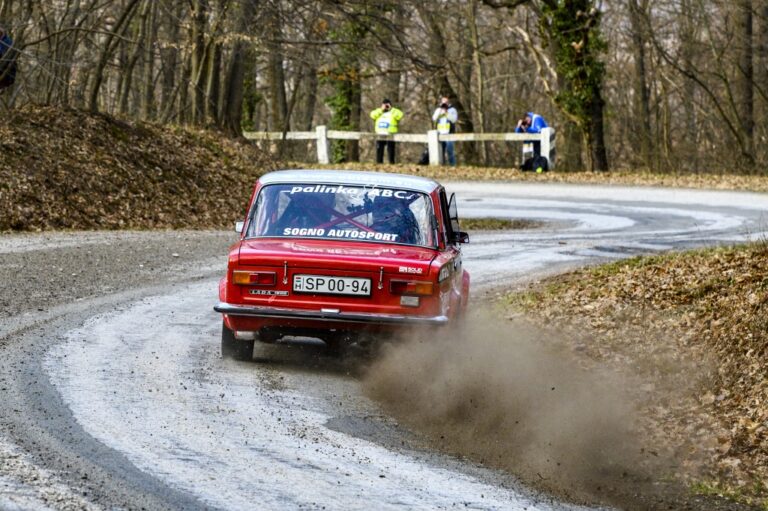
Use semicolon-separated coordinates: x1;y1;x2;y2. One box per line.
451;231;470;244
235;221;244;233
447;193;460;233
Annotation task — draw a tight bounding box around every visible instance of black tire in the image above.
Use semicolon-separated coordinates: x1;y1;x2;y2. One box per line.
221;323;254;361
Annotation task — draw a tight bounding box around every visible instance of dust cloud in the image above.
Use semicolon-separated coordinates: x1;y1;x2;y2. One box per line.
363;313;655;504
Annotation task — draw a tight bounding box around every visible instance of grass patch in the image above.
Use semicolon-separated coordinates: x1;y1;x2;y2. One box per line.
691;481;768;510
461;217;543;231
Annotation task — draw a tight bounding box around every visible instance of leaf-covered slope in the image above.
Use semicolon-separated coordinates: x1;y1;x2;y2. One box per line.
0;106;277;231
508;243;768;502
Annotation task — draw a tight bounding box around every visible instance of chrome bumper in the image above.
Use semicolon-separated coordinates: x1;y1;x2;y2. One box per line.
214;302;449;326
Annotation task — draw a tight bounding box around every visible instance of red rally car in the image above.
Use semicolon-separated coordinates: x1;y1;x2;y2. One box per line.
214;169;470;360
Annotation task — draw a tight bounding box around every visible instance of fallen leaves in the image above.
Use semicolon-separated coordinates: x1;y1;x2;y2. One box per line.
297;162;768;193
505;242;768;502
0;106;278;231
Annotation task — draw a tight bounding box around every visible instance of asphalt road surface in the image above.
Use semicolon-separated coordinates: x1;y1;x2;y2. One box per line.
0;183;766;511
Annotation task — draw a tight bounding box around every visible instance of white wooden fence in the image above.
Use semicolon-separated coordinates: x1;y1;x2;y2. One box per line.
243;126;556;168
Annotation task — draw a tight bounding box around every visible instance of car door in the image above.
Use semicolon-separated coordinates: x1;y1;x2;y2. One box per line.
435;188;467;317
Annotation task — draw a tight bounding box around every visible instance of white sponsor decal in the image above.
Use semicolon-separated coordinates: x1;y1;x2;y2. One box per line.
287;184;413;200
282;228;327;236
281;227;399;242
249;289;289;296
399;266;423;274
327;229;399;241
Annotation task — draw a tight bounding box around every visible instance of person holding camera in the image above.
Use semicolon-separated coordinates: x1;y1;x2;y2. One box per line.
431;96;458;166
515;112;548;156
370;98;404;164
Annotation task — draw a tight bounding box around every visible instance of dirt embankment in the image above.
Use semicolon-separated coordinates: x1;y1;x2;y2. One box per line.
501;243;768;507
0;106;277;231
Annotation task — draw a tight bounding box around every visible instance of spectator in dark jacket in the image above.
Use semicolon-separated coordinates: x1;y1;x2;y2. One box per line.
0;26;17;90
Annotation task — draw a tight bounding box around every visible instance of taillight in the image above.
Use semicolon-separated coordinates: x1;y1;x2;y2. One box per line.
233;270;277;286
390;280;434;296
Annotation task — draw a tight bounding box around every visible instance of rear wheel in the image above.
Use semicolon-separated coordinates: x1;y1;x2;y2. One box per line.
221;323;254;361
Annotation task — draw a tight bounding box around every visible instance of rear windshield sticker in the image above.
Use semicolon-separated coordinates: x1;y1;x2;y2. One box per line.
282;227;398;241
288;185;413;200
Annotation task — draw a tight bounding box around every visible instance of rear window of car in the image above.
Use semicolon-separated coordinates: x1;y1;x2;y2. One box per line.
247;183;436;248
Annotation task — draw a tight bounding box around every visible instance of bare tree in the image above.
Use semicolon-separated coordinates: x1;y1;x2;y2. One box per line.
0;0;764;171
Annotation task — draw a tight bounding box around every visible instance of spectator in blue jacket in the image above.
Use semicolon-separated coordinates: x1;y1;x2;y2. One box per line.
515;112;548;156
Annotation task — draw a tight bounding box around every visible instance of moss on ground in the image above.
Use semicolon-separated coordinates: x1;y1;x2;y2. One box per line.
460;217;543;231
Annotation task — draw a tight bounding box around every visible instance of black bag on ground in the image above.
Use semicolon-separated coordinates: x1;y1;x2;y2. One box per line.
520;155;549;172
417;146;429;165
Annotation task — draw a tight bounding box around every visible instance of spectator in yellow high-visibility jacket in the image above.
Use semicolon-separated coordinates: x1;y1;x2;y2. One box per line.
370;98;404;164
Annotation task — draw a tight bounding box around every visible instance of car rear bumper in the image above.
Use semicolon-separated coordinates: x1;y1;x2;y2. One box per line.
214;302;449;326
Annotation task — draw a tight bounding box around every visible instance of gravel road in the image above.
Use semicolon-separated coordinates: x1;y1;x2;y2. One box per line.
0;183;766;510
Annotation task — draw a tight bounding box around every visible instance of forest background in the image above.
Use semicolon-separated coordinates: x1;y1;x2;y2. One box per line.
1;0;766;173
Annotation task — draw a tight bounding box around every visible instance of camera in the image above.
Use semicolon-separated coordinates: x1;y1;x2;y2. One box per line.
383;104;391;111
440;103;449;109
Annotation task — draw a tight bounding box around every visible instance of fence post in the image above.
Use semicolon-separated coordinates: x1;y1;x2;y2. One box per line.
427;130;441;166
541;127;555;168
316;125;330;164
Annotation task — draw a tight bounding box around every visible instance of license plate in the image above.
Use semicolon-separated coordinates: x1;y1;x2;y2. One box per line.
293;275;371;296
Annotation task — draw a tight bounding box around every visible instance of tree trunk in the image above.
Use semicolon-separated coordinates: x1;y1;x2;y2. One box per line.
160;2;182;121
205;42;222;125
467;0;488;165
265;2;287;131
588;86;609;171
757;1;768;165
738;0;755;164
177;53;192;124
295;14;324;131
190;0;208;125
119;0;151;116
417;4;478;164
678;0;699;171
87;0;141;112
141;0;158;120
300;66;318;130
347;65;362;162
221;0;258;136
382;6;404;104
628;0;652;169
0;0;11;20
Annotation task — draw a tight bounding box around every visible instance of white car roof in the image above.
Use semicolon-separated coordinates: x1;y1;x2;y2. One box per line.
259;169;441;194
